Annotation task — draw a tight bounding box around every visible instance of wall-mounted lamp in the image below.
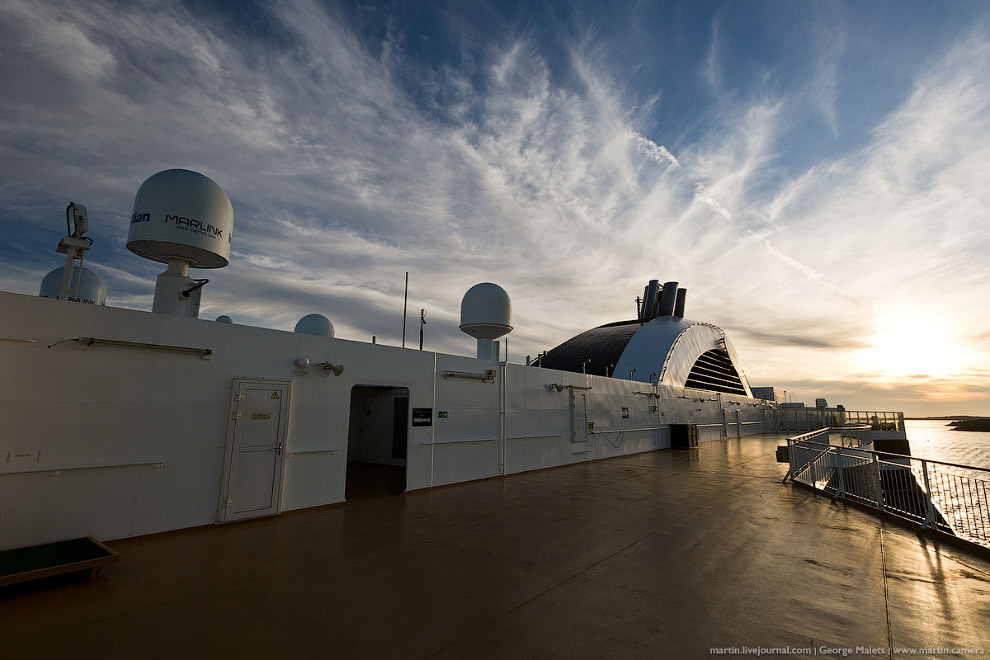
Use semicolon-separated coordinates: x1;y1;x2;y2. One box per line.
547;383;565;392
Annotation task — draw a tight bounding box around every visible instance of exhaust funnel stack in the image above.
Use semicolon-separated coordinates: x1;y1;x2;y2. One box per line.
659;281;678;316
641;280;659;320
638;279;686;321
674;288;687;318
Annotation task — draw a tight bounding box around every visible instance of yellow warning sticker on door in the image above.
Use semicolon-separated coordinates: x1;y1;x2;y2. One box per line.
251;413;272;420
271;391;280;399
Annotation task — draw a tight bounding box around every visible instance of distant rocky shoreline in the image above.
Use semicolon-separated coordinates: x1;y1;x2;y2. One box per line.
949;418;990;432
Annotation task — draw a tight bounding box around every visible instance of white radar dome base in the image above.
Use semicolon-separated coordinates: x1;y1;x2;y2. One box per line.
294;314;335;338
459;283;512;360
152;260;206;318
39;265;107;305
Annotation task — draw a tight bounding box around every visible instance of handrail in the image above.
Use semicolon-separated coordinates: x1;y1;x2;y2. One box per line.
784;434;990;551
780;429;830;483
288;448;341;456
789;437;990;473
508;432;563;440
442;369;495;383
788;428;830;443
419;438;498;447
1;460;164;476
590;426;659;434
49;337;213;359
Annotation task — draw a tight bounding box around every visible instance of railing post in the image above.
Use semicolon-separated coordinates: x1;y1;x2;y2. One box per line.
833;447;846;501
782;438;794;483
920;459;936;529
872;454;885;512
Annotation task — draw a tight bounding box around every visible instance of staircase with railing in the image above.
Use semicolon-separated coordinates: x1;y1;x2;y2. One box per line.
782;428;990;551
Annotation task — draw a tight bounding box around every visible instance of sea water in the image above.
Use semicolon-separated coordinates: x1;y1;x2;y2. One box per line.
904;419;990;469
903;420;990;546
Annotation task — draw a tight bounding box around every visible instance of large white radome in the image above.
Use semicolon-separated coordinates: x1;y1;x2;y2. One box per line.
126;169;233;268
39;265;106;305
459;283;512;340
294;314;335;338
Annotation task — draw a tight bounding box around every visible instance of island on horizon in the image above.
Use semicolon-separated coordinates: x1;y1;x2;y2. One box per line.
902;416;990;432
949;418;990;433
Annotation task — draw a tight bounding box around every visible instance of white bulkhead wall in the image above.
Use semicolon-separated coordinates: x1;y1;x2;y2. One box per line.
431;354;501;485
0;290;769;550
0;291;438;549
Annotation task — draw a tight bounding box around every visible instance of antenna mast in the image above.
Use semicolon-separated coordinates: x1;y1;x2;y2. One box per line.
56;203;92;301
401;271;409;348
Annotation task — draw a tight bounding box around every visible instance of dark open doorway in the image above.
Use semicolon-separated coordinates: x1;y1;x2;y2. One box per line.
345;386;409;500
669;423;699;449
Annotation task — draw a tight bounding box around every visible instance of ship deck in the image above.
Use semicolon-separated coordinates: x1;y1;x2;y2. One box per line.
2;434;988;659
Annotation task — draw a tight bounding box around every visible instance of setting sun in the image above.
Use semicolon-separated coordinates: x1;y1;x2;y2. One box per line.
859;312;965;379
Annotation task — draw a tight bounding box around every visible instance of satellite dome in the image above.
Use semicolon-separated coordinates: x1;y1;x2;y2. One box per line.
126;169;233;268
39;265;107;305
294;314;335;338
215;315;233;323
460;283;512;340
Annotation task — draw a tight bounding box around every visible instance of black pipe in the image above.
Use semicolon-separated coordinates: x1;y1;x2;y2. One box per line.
674;288;687;318
660;281;678;316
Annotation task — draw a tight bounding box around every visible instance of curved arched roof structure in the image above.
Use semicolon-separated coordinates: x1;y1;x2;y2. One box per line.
537;316;752;397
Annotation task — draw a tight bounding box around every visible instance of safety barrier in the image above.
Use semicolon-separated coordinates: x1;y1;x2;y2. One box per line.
783;431;989;550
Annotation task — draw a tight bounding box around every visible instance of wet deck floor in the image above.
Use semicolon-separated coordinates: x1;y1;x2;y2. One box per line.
2;434;988;659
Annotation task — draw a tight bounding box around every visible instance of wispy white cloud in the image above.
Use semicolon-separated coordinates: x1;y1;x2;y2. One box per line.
702;8;725;93
627;131;680;169
808;7;845;134
1;1;989;414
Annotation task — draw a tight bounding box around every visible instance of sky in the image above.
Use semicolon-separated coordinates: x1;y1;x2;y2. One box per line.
1;0;989;416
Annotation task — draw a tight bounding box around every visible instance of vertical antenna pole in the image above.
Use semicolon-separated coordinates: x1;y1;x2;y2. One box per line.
419;309;426;350
402;271;408;348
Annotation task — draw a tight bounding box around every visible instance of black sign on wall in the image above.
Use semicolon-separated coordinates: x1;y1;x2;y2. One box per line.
412;408;433;426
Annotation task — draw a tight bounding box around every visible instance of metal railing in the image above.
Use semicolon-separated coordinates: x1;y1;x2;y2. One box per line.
841;410;905;432
838;426;872;447
784;431;990;550
775;409;905;434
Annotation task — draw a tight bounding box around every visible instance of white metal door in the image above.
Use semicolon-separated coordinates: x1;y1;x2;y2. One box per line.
571;391;588;443
219;380;290;522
